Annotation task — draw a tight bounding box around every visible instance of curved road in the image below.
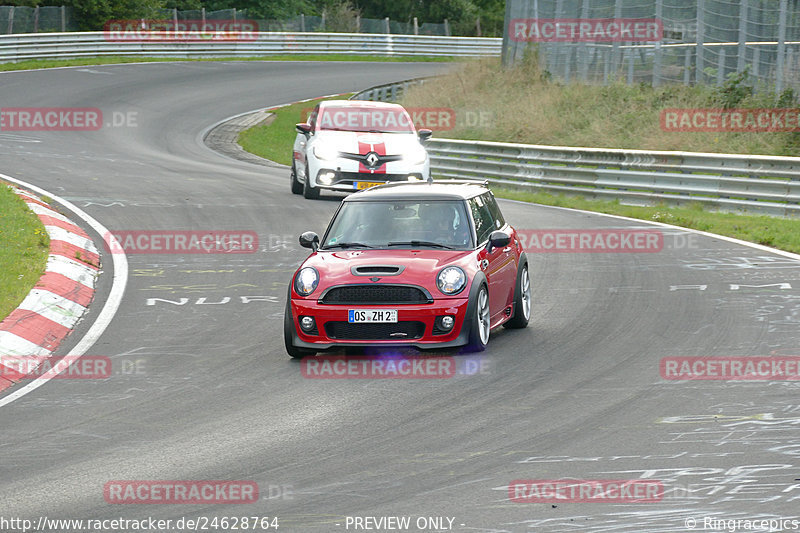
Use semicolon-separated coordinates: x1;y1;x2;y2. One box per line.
1;61;799;532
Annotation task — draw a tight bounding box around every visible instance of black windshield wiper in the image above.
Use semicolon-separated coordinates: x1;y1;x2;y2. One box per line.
387;241;454;249
323;242;374;249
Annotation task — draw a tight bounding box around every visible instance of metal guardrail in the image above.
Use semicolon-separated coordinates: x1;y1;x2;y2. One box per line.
350;77;429;102
426;139;800;217
0;32;501;62
353;77;800;217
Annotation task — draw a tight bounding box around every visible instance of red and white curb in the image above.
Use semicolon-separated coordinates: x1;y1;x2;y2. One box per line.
0;184;100;393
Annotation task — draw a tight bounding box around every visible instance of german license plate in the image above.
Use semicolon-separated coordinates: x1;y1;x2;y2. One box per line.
355;181;382;190
348;309;398;323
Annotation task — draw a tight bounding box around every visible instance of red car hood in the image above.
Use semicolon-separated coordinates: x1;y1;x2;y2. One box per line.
299;249;478;298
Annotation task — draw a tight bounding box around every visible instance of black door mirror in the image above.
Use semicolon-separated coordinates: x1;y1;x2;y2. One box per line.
296;123;312;136
418;129;432;142
486;230;510;253
299;231;320;252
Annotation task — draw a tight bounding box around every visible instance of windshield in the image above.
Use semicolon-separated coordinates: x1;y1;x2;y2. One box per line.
322;200;474;250
316;105;416;133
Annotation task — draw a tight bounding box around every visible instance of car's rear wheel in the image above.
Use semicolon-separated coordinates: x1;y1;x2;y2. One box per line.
504;261;531;329
303;165;320;199
284;300;316;359
466;284;490;352
290;162;303;195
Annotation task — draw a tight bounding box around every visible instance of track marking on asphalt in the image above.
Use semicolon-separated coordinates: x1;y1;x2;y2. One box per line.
0;173;128;409
503;199;800;262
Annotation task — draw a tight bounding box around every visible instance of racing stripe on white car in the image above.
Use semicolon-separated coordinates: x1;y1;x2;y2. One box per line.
358;133;387;175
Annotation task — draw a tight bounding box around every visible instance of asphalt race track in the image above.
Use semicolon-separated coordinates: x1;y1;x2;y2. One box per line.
1;61;800;532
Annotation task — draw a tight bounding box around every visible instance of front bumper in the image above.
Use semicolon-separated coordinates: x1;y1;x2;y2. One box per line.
314;169;425;191
289;297;470;350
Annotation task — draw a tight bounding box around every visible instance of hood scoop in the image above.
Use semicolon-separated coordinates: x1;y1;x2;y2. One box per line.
351;265;405;277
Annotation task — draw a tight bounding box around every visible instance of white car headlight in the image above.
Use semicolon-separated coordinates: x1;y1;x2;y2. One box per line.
313;144;340;161
436;266;467;295
294;267;319;296
403;145;428;165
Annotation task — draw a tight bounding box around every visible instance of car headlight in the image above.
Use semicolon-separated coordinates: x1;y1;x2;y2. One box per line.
313;144;339;161
436;266;467;295
404;145;428;165
294;267;319;296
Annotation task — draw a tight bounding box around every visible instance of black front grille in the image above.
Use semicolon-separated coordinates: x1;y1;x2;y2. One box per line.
325;321;425;340
320;285;431;305
328;172;423;184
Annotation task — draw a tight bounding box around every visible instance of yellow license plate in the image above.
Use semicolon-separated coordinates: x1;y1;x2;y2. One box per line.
355;181;382;190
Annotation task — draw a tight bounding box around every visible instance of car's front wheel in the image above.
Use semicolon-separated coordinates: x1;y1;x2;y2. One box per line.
284;300;316;359
504;260;531;329
290;162;303;195
302;165;320;200
466;284;490;352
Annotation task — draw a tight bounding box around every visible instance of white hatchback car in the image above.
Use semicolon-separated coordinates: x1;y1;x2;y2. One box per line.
291;100;432;199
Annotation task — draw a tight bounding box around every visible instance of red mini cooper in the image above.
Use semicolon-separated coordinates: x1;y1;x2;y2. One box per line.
284;181;531;357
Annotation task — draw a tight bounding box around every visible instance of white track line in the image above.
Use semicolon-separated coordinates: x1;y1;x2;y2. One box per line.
0;174;128;408
502;198;800;262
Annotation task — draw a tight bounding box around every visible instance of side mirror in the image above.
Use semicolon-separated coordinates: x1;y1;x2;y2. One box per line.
299;231;319;252
418;129;432;142
486;230;510;253
296;123;312;136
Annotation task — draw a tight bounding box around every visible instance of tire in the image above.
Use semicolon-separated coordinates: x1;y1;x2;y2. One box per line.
303;165;320;199
504;260;531;329
284;300;315;359
290;163;303;195
465;284;490;352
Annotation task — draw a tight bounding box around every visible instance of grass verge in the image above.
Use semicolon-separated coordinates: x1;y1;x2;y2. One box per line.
238;95;800;256
0;184;50;322
0;54;452;73
401;56;800;156
238;93;353;166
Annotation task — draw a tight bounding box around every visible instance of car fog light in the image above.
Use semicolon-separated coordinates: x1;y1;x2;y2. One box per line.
319;171;335;185
300;316;316;331
407;175;422;181
441;315;455;330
